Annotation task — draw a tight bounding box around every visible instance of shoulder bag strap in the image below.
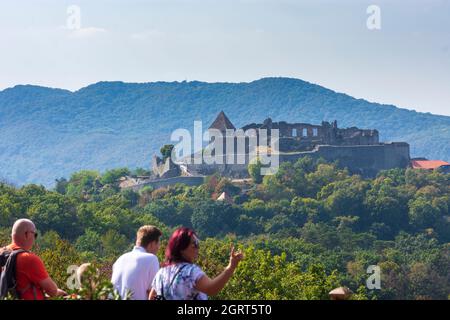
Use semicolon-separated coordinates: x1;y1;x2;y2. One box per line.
166;264;188;296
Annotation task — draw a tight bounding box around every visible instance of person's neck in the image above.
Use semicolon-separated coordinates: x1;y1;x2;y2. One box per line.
12;241;29;250
136;245;151;253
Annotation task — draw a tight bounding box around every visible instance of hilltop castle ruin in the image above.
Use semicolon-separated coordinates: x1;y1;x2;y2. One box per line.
121;112;411;191
152;111;408;179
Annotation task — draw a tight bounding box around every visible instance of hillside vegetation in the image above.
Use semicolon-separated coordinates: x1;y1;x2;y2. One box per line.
1;158;449;300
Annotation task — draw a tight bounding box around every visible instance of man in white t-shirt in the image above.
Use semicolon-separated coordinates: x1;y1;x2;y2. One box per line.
111;225;162;300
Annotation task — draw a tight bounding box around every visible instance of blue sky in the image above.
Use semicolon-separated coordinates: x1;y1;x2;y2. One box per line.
0;0;449;115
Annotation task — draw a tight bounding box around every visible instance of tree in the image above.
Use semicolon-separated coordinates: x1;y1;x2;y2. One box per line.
101;230;130;258
248;158;263;184
75;229;102;254
211;245;339;300
138;186;154;207
20;184;47;198
131;167;151;176
364;176;413;234
0;227;11;247
36;230;62;251
264;214;296;235
0;192;23;226
66;170;101;199
121;189;139;207
305;164;348;198
144;199;185;227
100;168;130;185
290;197;322;223
293;156;317;174
26;192;81;240
408;197;441;230
300;222;340;250
318;176;369;219
243;198;273;219
55;178;68;194
191;201;240;237
38;239;82;290
261;174;293;201
160;144;174;161
408;262;448;299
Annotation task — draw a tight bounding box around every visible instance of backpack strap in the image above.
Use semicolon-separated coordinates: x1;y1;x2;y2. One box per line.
12;249;27;255
159;278;163;300
0;246;12;266
16;283;38;300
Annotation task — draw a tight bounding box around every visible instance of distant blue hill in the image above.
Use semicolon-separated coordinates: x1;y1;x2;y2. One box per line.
0;77;449;187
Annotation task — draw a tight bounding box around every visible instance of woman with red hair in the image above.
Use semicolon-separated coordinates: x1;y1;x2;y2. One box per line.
149;227;243;300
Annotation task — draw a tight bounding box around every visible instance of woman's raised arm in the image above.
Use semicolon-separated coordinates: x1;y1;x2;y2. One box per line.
195;246;243;296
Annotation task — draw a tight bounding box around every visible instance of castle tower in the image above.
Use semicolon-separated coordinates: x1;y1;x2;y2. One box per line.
208;111;236;133
208;111;236;159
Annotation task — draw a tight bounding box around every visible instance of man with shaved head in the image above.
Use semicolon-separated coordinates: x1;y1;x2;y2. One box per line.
2;218;67;299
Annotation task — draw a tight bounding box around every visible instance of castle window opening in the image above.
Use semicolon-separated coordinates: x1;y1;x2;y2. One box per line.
302;128;308;137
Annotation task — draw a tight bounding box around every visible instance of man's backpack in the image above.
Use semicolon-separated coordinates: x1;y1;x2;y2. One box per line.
0;247;27;299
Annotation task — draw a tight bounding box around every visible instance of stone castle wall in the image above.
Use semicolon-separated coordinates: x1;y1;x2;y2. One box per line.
184;142;410;179
280;142;410;177
125;176;205;192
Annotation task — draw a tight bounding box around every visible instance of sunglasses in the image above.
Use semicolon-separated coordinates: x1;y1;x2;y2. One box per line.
26;231;38;239
192;238;199;249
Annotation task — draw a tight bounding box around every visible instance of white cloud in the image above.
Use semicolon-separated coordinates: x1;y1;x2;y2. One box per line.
58;26;107;39
130;29;164;40
70;27;107;38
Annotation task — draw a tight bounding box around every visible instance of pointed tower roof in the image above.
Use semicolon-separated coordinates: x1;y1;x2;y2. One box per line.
216;191;234;204
209;111;236;131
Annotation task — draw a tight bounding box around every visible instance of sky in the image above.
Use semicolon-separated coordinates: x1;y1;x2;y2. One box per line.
0;0;449;116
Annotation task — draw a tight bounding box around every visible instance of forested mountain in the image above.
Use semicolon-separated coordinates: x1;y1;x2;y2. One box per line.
1;77;449;186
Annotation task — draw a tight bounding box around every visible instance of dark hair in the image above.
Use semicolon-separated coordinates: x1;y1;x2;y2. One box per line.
164;227;197;266
136;225;162;248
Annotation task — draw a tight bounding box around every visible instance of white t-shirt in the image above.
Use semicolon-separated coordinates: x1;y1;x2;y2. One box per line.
111;246;160;300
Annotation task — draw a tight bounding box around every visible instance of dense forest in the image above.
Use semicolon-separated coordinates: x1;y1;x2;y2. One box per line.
1;157;449;300
1;77;450;186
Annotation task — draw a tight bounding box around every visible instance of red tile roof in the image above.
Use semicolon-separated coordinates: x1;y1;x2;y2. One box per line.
411;160;450;170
